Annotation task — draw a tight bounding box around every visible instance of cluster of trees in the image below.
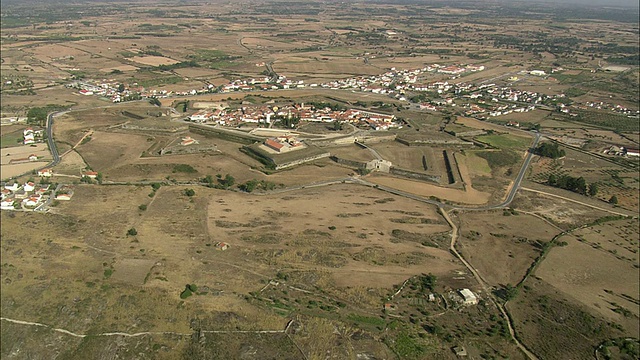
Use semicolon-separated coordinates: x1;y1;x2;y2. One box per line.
409;93;429;103
156;60;200;71
548;174;598;196
419;273;437;292
535;142;565;159
27;105;69;126
238;179;277;193
202;174;235;189
274;114;300;128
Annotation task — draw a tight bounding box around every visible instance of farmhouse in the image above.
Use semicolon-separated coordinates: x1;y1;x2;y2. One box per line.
38;168;53;177
624;147;639;157
459;288;478;305
215;242;229;251
56;193;72;201
83;171;98;179
28;154;38;161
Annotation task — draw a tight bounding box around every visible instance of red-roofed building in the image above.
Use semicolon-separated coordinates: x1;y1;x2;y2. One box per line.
265;138;286;152
83;171;98;179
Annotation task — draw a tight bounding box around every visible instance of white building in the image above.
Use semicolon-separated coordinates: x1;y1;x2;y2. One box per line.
459;288;478;305
38;168;53;177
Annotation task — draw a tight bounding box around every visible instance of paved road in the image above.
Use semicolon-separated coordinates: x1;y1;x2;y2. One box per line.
45;111;66;168
491;132;541;209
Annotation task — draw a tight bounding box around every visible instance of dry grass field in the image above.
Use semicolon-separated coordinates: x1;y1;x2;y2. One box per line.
0;143;52;179
207;184;459;288
537;219;639;337
455;211;558;286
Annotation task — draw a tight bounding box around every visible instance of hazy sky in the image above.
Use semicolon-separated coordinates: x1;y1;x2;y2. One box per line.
556;0;639;7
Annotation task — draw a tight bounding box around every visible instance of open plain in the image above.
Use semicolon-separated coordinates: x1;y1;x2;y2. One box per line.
1;0;638;359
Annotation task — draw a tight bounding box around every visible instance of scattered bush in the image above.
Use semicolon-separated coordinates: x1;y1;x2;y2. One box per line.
184;188;195;197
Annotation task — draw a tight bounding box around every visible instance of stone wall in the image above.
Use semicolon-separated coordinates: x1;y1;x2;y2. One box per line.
389;167;440;183
190;124;262;145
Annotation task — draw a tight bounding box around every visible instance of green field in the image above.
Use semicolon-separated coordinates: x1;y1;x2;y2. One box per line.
574;110;640;132
0;131;24;148
464;151;492;175
475;134;532;149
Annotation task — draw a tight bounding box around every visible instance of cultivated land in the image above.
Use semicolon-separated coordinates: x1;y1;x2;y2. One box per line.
1;0;639;359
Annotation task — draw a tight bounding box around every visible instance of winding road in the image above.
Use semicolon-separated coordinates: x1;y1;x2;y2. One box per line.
45;111;65;168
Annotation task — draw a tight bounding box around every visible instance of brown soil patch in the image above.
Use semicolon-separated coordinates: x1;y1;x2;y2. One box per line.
111;259;156;285
367;174;491;205
456;211;558;286
129;56;179;66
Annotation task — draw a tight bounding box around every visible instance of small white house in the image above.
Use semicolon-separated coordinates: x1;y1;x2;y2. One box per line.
24;196;40;207
4;183;19;192
1;199;15;210
23;182;35;192
55;193;72;201
38;168;53;177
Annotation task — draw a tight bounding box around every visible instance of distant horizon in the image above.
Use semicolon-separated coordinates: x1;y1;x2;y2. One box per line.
1;0;639;6
519;0;640;8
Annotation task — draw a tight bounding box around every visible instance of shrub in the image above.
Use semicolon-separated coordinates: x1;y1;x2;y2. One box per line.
180;287;192;299
139;204;147;211
184;188;195;197
127;228;138;236
180;284;198;299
